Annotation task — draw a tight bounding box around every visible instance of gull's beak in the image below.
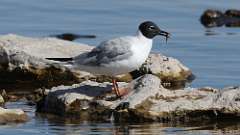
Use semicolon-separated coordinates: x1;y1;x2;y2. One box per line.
158;30;170;43
158;30;170;38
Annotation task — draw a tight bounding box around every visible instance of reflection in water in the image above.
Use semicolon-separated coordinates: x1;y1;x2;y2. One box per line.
205;30;220;36
1;101;240;135
226;32;238;35
205;29;238;36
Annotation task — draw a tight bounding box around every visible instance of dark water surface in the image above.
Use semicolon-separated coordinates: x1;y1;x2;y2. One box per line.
0;0;240;134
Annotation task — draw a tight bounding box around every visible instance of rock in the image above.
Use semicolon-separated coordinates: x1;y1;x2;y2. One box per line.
0;90;6;104
200;9;240;28
225;9;240;18
0;89;7;100
37;81;128;120
37;74;240;123
131;53;194;89
200;9;225;28
113;76;240;122
0;95;4;104
0;34;193;89
51;33;96;41
0;34;92;58
0;107;28;124
0;34;94;88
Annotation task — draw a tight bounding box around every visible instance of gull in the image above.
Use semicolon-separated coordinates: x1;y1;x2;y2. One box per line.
49;21;170;98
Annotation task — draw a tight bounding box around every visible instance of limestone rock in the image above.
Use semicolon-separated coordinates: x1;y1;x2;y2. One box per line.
37;74;240;123
132;53;194;89
37;81;127;120
0;34;92;58
0;107;28;124
113;76;240;122
0;34;93;88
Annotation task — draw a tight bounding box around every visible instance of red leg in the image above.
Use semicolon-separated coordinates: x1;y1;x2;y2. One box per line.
112;78;120;97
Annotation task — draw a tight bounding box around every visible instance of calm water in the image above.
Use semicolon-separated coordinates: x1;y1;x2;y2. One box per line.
0;0;240;134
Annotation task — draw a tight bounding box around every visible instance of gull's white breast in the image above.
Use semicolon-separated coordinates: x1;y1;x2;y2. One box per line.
98;35;153;76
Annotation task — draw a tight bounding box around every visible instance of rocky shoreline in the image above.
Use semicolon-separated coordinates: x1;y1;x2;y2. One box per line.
0;34;239;124
36;74;240;123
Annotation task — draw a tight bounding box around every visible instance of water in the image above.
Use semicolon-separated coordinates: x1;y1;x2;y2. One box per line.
0;0;240;134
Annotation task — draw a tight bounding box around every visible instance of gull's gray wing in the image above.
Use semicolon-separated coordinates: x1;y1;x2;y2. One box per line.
75;37;133;66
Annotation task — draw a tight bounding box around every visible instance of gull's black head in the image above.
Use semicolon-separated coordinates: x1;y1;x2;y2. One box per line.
139;21;170;39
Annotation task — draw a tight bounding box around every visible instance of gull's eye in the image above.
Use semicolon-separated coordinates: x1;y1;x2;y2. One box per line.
148;25;155;30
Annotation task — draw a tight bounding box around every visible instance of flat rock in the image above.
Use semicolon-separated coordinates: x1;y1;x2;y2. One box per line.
0;34;193;89
37;81;128;120
0;34;92;58
37;74;240;123
0;107;28;124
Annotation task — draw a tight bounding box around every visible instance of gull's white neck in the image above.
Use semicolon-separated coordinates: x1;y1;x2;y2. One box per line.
136;30;153;44
129;30;153;67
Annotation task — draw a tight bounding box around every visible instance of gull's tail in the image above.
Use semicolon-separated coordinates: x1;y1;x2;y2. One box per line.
46;52;88;70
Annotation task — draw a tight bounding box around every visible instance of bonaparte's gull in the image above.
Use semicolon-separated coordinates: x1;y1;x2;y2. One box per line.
49;21;170;98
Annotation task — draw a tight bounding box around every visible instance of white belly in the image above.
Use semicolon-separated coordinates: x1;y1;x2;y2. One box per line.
76;56;143;76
